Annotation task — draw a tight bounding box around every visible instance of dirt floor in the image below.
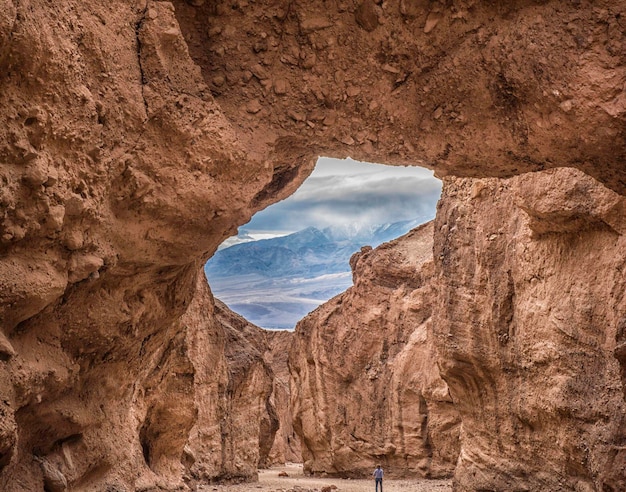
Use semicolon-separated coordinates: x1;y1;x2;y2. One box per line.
198;464;453;492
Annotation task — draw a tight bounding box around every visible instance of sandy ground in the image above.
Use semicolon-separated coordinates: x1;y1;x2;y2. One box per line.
198;464;452;492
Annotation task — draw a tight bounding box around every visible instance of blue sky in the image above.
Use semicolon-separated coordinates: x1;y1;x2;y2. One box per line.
240;157;442;237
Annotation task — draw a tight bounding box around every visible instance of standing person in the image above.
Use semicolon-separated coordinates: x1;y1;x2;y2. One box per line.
373;464;384;492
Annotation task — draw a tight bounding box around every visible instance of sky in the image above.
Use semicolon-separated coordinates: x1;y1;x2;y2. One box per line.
238;157;442;238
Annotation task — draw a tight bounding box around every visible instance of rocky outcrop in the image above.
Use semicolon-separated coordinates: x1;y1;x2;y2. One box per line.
0;0;288;488
214;299;279;475
265;330;302;465
174;0;626;193
182;292;279;486
290;222;460;478
289;166;626;490
433;168;626;491
1;0;625;490
0;262;278;491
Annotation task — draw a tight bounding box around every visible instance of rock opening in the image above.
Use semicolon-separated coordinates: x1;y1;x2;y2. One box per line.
206;157;441;330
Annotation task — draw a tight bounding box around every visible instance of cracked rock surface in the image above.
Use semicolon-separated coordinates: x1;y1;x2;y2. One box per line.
434;169;626;491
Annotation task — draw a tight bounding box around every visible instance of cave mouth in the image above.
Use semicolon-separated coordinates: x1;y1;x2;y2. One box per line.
205;157;442;330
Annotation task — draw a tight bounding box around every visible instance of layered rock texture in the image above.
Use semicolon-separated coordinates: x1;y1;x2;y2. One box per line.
0;0;292;488
265;330;302;466
0;0;625;490
208;298;279;476
290;222;461;478
434;168;626;491
290;168;626;490
171;283;279;487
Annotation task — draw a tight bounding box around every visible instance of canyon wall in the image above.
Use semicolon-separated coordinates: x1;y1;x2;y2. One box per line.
434;168;626;491
290;222;461;478
212;299;279;474
169;283;279;488
0;0;625;490
265;330;302;466
290;168;626;490
0;2;291;487
0;0;299;489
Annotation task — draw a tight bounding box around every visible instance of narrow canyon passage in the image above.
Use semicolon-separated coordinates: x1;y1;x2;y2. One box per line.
0;1;625;491
205;157;450;478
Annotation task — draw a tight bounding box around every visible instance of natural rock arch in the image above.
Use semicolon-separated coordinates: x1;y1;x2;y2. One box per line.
0;0;624;490
172;0;626;193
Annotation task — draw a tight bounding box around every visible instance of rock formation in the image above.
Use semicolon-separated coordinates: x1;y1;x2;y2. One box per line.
290;222;460;478
265;330;302;466
158;280;278;488
434;168;626;491
211;298;279;475
0;1;301;489
173;0;626;193
290;167;626;490
0;0;625;490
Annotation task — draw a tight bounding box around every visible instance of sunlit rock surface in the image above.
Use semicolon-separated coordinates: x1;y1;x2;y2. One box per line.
290;222;461;478
434;168;626;491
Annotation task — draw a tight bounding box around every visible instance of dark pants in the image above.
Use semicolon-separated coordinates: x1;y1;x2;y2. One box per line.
375;477;383;492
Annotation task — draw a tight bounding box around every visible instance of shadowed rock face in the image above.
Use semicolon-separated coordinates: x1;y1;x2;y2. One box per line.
290;222;461;478
0;0;625;490
0;1;288;488
212;299;279;475
265;330;302;466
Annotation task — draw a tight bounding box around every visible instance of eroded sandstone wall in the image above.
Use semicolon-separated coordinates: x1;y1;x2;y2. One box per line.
1;0;626;490
213;299;278;475
174;0;626;193
182;291;279;487
0;1;292;487
434;168;626;491
290;222;461;478
289;167;626;489
265;330;302;466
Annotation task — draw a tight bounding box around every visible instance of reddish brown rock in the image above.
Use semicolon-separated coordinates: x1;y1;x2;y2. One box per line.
213;298;279;476
290;222;460;478
265;330;302;466
0;1;299;489
175;0;626;193
0;0;625;490
354;0;380;32
433;168;626;491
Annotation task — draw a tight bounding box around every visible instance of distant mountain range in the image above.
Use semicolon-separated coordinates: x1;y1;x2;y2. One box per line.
204;218;427;329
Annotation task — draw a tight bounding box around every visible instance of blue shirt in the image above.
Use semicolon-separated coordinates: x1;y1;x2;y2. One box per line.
373;468;383;479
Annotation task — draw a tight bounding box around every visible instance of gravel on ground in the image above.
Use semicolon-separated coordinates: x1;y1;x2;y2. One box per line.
198;463;452;492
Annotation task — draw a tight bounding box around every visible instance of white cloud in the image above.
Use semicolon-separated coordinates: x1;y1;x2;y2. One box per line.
240;157;441;234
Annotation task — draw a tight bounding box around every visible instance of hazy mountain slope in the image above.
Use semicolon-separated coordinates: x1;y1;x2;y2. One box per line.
205;219;425;329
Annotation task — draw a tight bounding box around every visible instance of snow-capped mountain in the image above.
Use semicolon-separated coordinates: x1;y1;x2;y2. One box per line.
204;218;429;329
